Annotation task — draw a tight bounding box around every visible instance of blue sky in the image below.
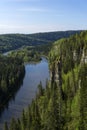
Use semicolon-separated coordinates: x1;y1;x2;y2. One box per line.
0;0;87;34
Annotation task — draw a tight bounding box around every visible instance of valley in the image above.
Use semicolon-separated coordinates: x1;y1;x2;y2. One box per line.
0;30;87;130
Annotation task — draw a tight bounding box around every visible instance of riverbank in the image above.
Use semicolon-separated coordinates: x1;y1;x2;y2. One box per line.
0;56;25;113
0;57;49;130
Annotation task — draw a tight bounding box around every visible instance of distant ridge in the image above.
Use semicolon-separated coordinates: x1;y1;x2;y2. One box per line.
0;30;82;53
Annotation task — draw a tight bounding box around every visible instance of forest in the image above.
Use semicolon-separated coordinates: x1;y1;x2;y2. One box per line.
0;31;87;130
3;31;87;130
0;31;80;53
0;55;25;113
8;43;52;62
0;31;62;109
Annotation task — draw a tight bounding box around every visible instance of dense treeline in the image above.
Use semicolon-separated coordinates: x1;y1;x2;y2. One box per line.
3;31;87;130
4;65;87;130
29;30;81;42
9;43;52;62
49;31;87;129
0;31;81;53
4;81;63;130
49;31;87;73
0;55;25;111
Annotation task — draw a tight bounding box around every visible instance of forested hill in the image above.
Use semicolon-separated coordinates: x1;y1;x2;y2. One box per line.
28;30;81;42
49;30;87;72
5;31;87;130
49;30;87;129
0;30;81;53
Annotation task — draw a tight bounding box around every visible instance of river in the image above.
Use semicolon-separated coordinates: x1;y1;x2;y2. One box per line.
0;57;49;129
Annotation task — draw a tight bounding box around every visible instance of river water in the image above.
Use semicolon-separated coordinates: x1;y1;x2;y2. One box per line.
0;57;49;129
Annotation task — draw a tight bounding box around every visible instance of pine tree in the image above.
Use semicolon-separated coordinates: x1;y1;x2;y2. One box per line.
4;122;8;130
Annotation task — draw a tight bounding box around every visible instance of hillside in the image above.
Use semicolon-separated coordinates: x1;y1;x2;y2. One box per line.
4;31;87;130
0;30;81;53
49;30;87;129
0;55;25;115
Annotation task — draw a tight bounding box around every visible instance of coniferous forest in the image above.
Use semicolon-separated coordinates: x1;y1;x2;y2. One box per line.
0;55;25;112
0;30;86;130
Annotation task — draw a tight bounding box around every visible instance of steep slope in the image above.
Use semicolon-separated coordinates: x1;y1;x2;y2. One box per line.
0;55;25;115
4;31;87;130
49;30;87;130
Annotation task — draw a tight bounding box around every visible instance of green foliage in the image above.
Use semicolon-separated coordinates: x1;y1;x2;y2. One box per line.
79;64;87;130
49;30;87;129
4;122;8;130
3;30;87;130
0;55;25;110
8;44;51;62
49;31;87;73
7;81;63;130
0;31;80;53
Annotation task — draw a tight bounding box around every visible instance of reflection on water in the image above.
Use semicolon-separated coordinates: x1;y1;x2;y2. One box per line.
0;57;49;130
0;76;24;117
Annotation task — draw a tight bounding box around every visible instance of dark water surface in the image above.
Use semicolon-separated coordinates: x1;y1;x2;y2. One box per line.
0;57;49;129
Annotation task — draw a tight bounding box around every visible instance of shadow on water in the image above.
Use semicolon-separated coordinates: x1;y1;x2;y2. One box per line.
0;57;49;130
0;69;25;118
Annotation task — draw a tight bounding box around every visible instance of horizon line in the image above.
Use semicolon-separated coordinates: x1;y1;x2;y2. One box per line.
0;29;84;35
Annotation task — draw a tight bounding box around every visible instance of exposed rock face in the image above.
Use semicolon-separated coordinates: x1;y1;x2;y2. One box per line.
55;57;62;87
50;65;55;84
81;49;87;64
50;57;62;89
73;50;77;61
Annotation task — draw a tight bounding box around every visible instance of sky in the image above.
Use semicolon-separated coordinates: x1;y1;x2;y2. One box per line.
0;0;87;34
